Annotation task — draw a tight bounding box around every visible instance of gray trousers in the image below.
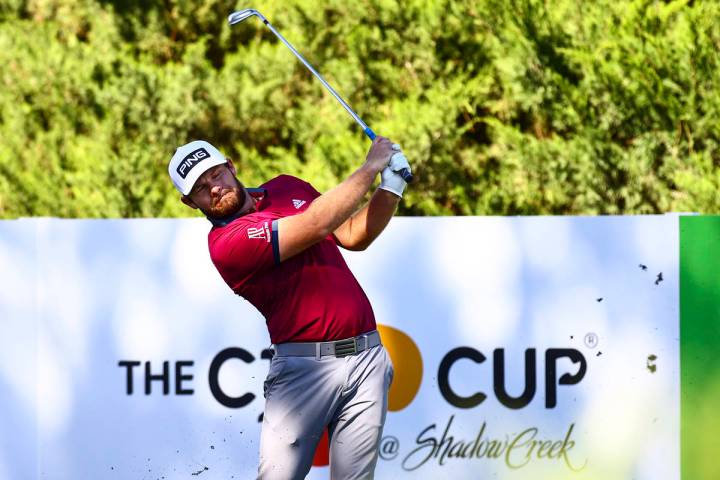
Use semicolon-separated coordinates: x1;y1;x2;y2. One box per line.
258;344;394;480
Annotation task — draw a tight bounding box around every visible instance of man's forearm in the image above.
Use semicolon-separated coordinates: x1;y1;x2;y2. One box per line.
301;164;379;238
336;189;400;250
276;136;398;262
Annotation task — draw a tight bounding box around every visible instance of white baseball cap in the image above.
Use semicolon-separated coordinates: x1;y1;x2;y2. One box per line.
168;140;228;195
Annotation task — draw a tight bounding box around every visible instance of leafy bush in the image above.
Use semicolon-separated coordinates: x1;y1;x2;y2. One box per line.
0;0;718;217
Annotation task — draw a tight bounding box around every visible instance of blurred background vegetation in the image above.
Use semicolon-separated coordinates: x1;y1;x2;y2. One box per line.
0;0;718;218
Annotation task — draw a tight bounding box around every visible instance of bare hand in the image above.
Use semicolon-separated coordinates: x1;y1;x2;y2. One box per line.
364;136;396;174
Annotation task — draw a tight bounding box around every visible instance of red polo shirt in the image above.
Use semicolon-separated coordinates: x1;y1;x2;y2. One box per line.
208;175;376;344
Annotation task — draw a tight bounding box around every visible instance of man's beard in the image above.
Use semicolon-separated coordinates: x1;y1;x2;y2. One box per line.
205;179;246;219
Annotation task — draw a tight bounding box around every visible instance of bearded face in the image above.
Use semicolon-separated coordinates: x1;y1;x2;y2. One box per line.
182;162;252;219
205;180;245;218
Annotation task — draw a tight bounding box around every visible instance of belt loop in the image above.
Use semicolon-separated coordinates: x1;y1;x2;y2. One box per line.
315;342;321;360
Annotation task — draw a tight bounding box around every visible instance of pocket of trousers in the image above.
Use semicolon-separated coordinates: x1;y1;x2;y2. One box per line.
263;356;288;399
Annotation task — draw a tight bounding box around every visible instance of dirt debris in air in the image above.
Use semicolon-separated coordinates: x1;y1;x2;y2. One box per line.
596;297;603;302
655;273;663;285
191;466;209;476
639;264;648;271
647;354;658;373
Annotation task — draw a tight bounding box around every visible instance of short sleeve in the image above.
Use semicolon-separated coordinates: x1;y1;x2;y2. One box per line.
209;217;280;289
262;174;321;201
300;178;321;200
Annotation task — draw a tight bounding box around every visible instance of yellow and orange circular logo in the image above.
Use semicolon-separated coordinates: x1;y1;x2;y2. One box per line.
378;324;423;411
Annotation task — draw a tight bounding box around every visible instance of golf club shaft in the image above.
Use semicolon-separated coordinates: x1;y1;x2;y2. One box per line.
244;14;413;183
265;19;375;140
261;18;374;138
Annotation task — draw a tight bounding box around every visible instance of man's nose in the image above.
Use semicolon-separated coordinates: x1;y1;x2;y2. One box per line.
210;185;222;197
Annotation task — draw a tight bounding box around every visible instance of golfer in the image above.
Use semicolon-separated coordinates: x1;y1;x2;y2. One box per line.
168;136;411;479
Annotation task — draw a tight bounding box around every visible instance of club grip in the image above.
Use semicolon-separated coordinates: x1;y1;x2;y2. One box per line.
397;168;414;183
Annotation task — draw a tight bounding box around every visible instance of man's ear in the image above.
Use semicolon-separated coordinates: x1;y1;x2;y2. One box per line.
226;157;237;176
181;195;198;209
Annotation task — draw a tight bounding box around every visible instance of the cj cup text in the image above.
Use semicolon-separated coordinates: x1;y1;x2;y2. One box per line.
118;345;587;411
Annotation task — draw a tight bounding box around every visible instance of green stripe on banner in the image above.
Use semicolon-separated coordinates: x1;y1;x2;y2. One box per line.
681;216;720;479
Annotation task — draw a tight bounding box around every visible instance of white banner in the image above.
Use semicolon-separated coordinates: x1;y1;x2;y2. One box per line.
0;216;680;479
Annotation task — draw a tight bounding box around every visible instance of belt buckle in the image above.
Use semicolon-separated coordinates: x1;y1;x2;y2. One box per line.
334;338;357;357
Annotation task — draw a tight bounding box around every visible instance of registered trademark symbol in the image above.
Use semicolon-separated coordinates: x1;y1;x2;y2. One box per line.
379;435;399;460
584;332;599;349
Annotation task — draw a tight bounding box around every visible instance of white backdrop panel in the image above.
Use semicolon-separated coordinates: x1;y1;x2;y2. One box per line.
0;216;679;479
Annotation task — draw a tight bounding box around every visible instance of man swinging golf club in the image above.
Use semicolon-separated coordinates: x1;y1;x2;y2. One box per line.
168;135;411;479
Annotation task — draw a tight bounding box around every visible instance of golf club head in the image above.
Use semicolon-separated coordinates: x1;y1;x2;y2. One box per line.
228;9;266;25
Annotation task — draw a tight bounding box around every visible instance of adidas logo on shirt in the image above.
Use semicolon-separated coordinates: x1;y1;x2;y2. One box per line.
292;199;306;209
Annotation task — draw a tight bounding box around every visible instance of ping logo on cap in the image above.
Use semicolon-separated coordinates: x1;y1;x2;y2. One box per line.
176;148;210;179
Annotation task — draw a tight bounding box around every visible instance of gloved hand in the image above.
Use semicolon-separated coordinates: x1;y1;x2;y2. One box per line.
378;144;412;198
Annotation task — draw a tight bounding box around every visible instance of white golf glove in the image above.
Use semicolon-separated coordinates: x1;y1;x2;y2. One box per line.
379;144;412;198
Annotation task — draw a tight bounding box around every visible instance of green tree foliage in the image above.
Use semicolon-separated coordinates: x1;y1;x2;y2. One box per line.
0;0;718;217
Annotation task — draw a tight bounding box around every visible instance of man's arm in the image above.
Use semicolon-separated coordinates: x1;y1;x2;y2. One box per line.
333;189;400;251
276;137;396;262
333;145;411;251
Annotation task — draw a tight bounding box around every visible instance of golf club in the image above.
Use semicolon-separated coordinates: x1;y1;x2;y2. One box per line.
228;8;414;183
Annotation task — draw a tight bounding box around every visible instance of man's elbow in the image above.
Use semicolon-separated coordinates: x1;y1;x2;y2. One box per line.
337;236;371;251
348;238;373;251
